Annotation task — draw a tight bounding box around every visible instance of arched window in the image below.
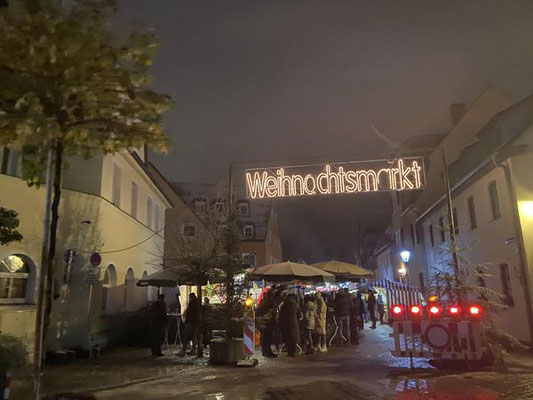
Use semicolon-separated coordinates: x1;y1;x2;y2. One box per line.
101;264;117;314
0;255;35;304
123;268;135;310
141;271;149;305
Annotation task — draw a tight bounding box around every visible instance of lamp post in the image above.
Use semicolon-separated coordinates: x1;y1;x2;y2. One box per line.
399;250;411;284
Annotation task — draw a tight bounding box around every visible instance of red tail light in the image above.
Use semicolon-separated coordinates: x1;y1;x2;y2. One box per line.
410;305;422;316
429;304;442;317
391;304;405;317
468;305;483;317
448;305;462;316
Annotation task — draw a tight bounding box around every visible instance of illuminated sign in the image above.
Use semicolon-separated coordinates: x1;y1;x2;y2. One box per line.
245;158;425;199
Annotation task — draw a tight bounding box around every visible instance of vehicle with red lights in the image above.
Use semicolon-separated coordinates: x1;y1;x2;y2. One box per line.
389;299;486;364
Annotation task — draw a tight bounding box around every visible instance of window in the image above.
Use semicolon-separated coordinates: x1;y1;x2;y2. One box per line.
101;265;117;314
500;264;514;306
243;223;254;239
1;148;21;177
0;255;32;303
418;272;425;290
467;196;477;230
193;199;206;214
439;217;445;242
112;163;121;207
395;230;401;248
488;181;501;220
452;207;459;235
237;202;250;216
429;224;435;247
147;197;153;229
410;224;416;246
131;181;138;218
478;274;488;301
242;253;256;268
123;268;135;310
400;228;405;247
214;199;225;213
415;223;424;246
183;222;197;237
154;203;160;231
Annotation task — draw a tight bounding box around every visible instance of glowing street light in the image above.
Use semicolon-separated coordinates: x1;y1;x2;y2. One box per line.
400;250;411;263
398;265;407;277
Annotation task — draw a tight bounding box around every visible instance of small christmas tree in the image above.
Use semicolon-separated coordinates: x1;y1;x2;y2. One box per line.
429;213;527;367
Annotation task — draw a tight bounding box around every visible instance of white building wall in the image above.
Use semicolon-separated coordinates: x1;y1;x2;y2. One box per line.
0;150;170;354
421;167;529;342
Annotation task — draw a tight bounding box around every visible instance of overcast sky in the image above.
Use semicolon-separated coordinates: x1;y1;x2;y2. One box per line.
117;0;533;264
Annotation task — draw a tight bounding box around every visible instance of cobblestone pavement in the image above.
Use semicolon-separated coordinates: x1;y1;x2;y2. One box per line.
11;323;533;399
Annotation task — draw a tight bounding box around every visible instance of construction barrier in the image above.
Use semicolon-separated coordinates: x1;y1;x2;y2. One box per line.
373;279;423;314
390;320;484;360
243;309;255;356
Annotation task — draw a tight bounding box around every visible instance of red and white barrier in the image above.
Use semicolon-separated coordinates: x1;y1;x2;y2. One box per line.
390;320;484;360
243;308;255;356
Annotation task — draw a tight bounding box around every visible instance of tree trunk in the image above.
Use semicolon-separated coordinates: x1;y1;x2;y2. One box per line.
33;140;63;400
33;147;53;400
43;140;64;342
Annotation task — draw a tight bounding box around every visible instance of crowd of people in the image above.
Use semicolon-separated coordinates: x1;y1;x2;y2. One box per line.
259;287;387;358
146;287;387;359
147;292;212;358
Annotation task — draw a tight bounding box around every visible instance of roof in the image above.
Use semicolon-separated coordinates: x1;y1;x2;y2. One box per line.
448;92;533;186
171;181;273;241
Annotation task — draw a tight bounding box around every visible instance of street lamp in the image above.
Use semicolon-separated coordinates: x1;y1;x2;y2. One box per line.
399;250;411;283
400;250;411;263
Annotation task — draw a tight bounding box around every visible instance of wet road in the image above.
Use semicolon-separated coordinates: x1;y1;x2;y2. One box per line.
12;324;533;399
93;326;533;400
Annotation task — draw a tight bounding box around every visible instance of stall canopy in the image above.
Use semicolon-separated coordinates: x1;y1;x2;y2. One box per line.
312;260;372;282
136;265;221;287
247;261;335;283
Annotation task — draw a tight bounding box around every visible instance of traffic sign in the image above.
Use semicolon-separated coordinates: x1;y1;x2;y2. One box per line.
86;267;100;284
89;252;101;267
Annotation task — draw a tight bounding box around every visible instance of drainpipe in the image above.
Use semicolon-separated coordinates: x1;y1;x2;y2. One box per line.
494;157;533;345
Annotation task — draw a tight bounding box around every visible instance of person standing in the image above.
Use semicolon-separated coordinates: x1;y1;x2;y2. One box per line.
334;289;352;346
202;297;212;348
314;291;327;352
352;292;366;344
178;293;200;357
149;294;167;357
376;293;385;324
260;291;277;358
279;293;302;357
367;290;377;329
303;295;317;354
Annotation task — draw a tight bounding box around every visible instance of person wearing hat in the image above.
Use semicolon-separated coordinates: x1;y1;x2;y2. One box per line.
150;294;168;357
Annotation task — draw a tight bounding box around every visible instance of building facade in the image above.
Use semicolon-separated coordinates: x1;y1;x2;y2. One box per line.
0;148;170;355
174;183;283;270
375;88;533;343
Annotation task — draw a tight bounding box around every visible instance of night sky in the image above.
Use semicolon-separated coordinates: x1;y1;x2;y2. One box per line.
116;0;533;264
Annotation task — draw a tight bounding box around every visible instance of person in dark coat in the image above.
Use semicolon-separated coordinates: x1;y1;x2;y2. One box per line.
367;291;377;329
352;292;366;344
377;293;385;324
334;289;352;346
149;294;167;357
260;291;277;358
178;293;201;357
279;293;302;357
202;297;212;348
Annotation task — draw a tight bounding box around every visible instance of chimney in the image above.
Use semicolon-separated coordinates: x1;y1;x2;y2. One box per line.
450;103;467;127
